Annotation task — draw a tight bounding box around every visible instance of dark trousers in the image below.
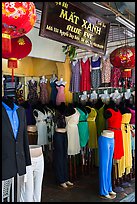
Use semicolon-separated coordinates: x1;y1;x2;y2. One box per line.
53;131;68;184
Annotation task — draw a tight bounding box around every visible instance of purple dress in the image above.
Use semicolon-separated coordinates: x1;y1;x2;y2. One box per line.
27;80;38;104
69;60;80;93
39;82;49;104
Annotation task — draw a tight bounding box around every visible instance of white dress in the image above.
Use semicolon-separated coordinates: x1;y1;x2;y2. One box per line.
65;108;80;155
33;109;48;145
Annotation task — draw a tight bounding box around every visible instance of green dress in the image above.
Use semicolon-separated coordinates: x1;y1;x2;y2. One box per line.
77;107;89;147
95;104;106;166
86;106;98;149
95;104;106;137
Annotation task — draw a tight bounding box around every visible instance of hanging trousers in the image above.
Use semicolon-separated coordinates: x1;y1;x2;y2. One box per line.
98;135;114;196
53;131;68;184
17;154;44;202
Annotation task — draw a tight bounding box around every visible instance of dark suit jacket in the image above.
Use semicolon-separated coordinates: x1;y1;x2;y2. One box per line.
2;105;31;180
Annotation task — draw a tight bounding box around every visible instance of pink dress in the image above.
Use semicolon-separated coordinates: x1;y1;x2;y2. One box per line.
80;58;91;91
101;58;111;84
56;85;65;105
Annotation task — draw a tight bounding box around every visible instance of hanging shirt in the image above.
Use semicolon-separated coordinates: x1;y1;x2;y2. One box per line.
2;102;19;139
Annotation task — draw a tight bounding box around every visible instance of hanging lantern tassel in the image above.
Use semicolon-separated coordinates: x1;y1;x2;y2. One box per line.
2;33;11;54
8;58;18;82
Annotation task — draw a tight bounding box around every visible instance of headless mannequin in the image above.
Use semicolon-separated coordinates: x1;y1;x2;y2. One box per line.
104;100;118;119
65;103;76;117
118;101;131;115
94;98;104;110
2;96;14;109
56;77;67;86
76;103;87;114
29;145;43;157
40;76;48;83
33;102;45;117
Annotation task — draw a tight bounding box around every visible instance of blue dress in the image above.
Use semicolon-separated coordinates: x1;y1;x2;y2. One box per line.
50;80;58;105
91;56;101;89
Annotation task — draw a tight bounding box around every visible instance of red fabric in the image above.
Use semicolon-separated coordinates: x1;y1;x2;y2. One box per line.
107;108;124;160
80;59;91;91
111;67;121;87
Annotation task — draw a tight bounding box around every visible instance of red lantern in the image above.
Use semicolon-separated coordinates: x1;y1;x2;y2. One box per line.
2;35;32;81
2;2;36;53
110;46;135;69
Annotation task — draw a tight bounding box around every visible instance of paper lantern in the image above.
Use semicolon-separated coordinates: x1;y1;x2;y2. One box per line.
110;46;135;69
2;2;36;53
2;35;32;81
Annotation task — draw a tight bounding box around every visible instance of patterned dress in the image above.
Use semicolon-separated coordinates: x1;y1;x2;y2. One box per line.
111;67;121;87
27;80;38;104
69;60;80;93
80;58;91;92
101;58;111;84
39;82;49;104
91;56;101;89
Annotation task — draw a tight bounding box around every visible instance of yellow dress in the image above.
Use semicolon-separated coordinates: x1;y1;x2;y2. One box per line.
118;113;132;178
86;106;98;149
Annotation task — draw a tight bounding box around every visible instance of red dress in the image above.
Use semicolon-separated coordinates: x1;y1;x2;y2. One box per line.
80;58;91;91
107;108;124;160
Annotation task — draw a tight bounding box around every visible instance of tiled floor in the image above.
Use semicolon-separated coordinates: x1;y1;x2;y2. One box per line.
41;155;135;202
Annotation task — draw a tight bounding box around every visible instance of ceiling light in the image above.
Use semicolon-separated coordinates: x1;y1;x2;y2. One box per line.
123;30;135;37
116;16;135;32
93;2;111;11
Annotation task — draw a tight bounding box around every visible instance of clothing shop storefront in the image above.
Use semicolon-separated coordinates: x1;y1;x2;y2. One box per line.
2;2;135;202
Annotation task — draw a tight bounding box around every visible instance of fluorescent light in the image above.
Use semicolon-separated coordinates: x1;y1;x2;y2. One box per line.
116;16;135;32
123;30;135;37
93;2;111;11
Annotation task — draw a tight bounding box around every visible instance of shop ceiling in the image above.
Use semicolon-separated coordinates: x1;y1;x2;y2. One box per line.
34;2;135;54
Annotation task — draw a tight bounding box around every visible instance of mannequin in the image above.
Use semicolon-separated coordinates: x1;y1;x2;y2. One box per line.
56;77;67;106
2;97;31;180
124;89;131;99
33;103;48;147
117;101;132;187
56;77;67;86
65;103;81;155
53;103;73;188
18;145;44;202
79;91;89;105
77;105;89;148
50;74;58;106
80;56;91;92
110;89;123;104
39;76;49;104
98;130;116;199
99;90;110;104
50;73;58;83
89;90;98;104
69;59;80;93
104;100;124;160
40;75;48;83
27;77;38;104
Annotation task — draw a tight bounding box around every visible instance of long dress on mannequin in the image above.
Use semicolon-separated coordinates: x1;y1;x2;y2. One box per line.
86;106;98;149
27;79;38;104
80;57;91;92
33;109;48;146
39;79;49;104
65;108;81;155
77;107;89;147
118;111;132;177
69;59;81;93
50;76;58;105
106;108;124;160
56;85;66;105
